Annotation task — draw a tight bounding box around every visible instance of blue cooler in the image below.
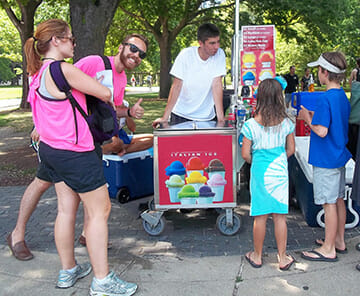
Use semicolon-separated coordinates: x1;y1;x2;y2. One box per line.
291;91;325;115
289;137;358;227
102;148;154;203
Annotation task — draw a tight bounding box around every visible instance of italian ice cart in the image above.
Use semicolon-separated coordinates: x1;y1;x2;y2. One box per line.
141;121;241;236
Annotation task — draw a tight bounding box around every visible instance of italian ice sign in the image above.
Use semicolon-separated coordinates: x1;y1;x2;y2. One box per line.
240;25;276;86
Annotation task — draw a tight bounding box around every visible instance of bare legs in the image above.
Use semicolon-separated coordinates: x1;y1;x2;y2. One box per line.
102;134;153;156
302;198;346;259
247;213;292;268
55;182;111;279
125;134;153;153
11;177;52;244
54;183;80;269
80;185;111;278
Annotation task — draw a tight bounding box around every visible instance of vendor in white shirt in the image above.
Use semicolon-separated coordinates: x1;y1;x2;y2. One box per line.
152;23;226;127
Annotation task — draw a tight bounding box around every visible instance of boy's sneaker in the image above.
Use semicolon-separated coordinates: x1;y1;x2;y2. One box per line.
56;262;92;288
90;271;137;296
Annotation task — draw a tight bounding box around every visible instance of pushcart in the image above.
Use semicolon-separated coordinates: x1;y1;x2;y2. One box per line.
141;121;241;236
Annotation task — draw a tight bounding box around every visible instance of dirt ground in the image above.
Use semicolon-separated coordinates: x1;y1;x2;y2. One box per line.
0;126;38;186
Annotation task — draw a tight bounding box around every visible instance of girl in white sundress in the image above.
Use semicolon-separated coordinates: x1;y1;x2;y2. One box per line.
241;78;295;271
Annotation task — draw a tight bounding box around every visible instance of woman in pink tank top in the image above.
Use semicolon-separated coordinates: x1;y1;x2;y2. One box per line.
24;19;138;295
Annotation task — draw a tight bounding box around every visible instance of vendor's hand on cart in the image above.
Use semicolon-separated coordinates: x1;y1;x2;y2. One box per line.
129;98;144;119
152;117;167;128
216;120;225;127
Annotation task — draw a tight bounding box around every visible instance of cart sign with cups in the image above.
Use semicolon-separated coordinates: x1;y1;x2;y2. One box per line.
240;25;276;87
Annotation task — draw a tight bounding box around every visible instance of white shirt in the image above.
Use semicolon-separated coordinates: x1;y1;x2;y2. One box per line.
170;46;226;121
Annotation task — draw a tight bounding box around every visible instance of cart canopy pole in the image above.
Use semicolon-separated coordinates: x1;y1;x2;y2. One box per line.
233;0;240;97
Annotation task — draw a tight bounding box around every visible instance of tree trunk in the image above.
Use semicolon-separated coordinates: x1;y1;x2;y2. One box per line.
158;37;173;99
70;0;119;62
0;0;42;109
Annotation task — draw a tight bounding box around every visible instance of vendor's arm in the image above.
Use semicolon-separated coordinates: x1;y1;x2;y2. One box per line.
241;136;252;164
298;105;328;138
212;76;225;122
152;77;183;128
116;98;144;119
285;132;295;158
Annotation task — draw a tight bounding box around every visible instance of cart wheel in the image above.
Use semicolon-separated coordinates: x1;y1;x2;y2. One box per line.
148;198;155;211
216;212;241;236
142;217;165;236
116;188;130;204
316;209;325;228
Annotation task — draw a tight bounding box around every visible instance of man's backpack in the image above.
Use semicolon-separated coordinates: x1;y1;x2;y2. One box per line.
49;56;119;144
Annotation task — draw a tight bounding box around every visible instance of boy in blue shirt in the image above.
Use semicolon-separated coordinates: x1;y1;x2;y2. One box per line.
299;52;351;262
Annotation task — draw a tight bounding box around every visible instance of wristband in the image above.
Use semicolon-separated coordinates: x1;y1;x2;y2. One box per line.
127;108;132;117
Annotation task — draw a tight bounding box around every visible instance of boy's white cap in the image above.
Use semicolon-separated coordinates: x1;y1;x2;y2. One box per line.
307;54;346;74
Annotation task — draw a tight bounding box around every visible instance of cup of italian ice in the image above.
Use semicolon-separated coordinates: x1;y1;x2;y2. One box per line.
207;173;227;202
205;159;225;179
185;171;207;191
177;184;198;205
165;161;186;180
186;156;205;177
197;185;215;205
165;174;185;203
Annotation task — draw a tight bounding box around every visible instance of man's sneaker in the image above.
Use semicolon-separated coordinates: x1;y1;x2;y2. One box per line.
90;271;137;296
56;262;92;288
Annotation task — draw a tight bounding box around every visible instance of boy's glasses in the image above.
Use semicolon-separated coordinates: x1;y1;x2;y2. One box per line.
124;43;146;59
57;36;76;46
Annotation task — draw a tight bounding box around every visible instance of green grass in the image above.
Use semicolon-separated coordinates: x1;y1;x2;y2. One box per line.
0;109;34;132
124;94;167;134
0;87;22;100
0;92;167;134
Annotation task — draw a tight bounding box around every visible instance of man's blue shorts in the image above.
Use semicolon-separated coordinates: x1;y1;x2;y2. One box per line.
118;129;133;145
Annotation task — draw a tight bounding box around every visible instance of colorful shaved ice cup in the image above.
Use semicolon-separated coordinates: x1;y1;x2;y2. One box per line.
185;171;207;191
165;161;186;180
205;159;225;179
260;53;272;68
186;157;205;177
197;185;215;204
207;173;227;202
165;174;185;203
177;185;198;205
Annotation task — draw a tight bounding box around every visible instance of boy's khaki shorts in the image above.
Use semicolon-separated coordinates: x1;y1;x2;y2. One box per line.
313;166;345;205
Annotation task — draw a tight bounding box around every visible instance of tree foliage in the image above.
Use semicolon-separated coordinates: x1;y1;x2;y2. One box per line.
0;0;43;108
0;57;15;83
117;0;235;98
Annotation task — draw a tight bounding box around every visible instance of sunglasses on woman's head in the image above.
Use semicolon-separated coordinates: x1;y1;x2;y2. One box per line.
57;36;76;46
124;43;146;59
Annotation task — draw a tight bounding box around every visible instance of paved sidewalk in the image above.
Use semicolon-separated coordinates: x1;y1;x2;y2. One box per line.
1;185;360;295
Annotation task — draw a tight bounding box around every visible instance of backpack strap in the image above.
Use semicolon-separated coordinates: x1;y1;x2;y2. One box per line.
49;61;88;144
100;55;111;70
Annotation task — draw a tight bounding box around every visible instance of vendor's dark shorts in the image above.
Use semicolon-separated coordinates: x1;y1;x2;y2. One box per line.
38;142;106;193
170;113;216;125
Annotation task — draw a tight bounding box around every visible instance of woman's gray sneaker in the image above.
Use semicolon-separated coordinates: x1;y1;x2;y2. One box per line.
89;271;137;296
56;262;92;288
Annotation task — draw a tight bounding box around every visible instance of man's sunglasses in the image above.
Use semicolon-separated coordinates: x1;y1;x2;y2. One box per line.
124;42;146;59
57;36;76;46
